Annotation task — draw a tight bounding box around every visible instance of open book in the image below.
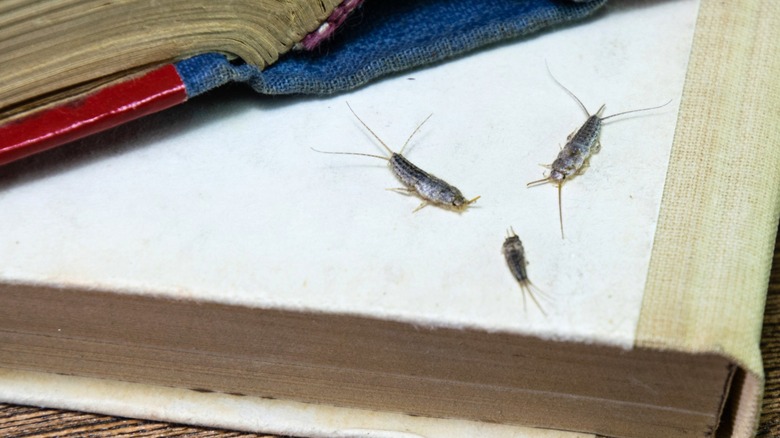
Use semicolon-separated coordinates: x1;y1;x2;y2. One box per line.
1;0;776;437
0;0;361;165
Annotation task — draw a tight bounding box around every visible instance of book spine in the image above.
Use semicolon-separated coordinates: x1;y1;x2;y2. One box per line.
0;65;187;166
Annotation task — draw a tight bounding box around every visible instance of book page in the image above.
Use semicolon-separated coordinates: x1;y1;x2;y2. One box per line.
0;0;700;347
0;368;593;438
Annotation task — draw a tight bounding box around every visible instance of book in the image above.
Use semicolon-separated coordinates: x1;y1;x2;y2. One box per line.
0;0;361;165
0;0;344;120
1;0;776;437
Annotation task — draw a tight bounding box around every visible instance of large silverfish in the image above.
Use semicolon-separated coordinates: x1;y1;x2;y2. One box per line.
314;103;480;213
528;65;670;238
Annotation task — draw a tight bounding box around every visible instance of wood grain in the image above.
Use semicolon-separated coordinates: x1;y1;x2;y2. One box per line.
2;225;779;437
756;225;780;437
0;403;280;437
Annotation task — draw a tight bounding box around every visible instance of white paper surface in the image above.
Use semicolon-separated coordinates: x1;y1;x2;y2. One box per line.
0;0;700;347
0;368;593;438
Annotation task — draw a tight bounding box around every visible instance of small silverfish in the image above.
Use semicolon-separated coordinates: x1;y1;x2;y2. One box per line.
502;227;549;315
527;64;671;238
313;103;480;213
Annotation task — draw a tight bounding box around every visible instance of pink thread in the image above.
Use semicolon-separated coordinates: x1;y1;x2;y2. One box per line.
295;0;364;51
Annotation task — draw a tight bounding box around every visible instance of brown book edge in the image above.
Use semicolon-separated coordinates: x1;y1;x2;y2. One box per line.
636;0;780;436
0;282;734;438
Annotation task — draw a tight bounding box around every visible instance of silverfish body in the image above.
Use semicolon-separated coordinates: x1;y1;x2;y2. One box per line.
547;105;605;183
502;228;547;315
314;103;480;213
389;153;472;211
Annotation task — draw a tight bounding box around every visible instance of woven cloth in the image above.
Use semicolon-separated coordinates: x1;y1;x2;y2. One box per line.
175;0;607;97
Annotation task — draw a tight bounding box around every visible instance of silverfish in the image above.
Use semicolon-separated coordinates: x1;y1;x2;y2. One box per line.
314;103;480;213
528;64;671;238
502;227;549;315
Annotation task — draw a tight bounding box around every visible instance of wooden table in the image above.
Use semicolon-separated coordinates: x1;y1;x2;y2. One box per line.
3;228;780;437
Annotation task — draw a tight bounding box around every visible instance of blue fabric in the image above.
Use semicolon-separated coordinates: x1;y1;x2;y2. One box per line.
175;0;607;98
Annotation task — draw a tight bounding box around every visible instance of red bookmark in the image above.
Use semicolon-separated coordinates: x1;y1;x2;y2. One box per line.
0;64;187;166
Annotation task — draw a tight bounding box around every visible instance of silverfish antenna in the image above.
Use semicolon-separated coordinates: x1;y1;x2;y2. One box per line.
546;60;590;117
601;99;673;122
346;101;394;156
